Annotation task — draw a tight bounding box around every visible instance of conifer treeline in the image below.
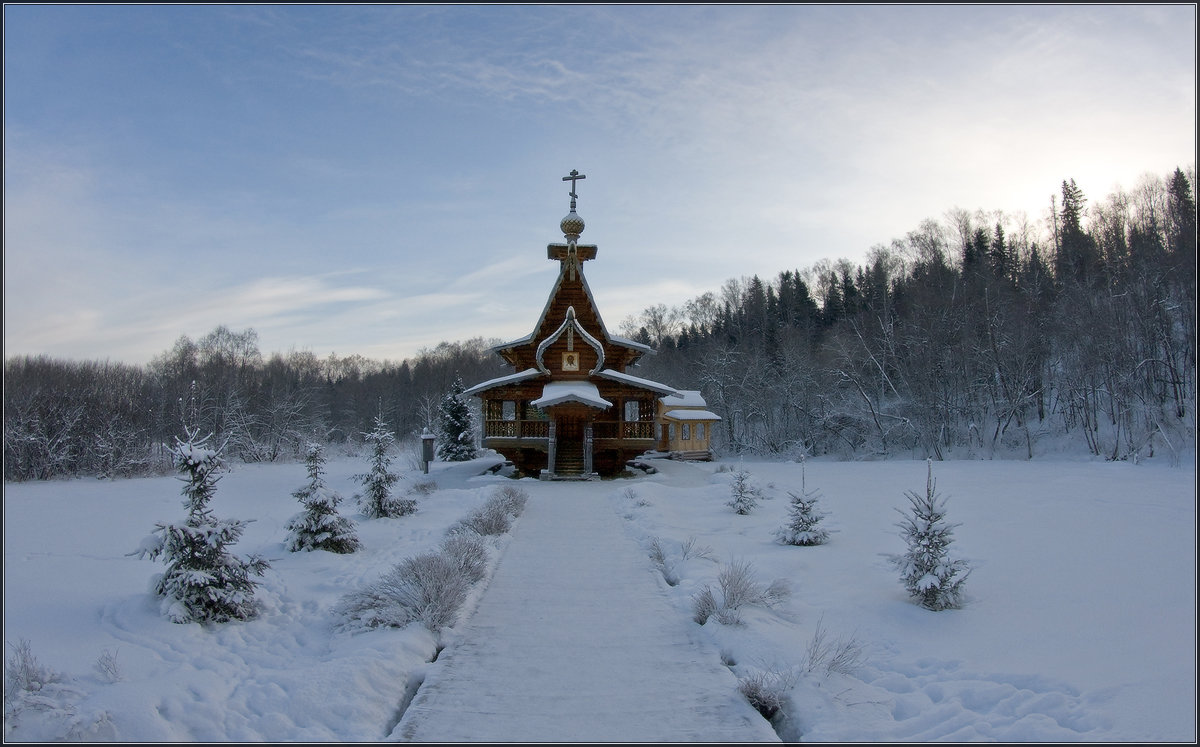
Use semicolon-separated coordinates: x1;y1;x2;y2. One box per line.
4;168;1195;480
623;168;1196;461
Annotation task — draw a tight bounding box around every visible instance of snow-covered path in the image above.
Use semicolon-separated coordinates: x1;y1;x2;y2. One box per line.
394;479;780;742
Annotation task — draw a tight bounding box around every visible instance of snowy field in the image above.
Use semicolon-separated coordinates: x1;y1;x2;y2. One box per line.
3;450;1195;742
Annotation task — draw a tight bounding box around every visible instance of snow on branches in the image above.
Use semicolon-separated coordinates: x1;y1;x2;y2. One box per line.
354;416;415;519
131;430;269;624
889;459;970;611
776;456;831;546
726;466;764;515
285;442;360;553
436;377;477;462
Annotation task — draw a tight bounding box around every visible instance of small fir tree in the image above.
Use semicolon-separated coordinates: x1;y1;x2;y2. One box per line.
354;415;416;518
890;459;970;611
132;430;269;623
727;466;762;515
437;377;477;462
285;442;360;553
776;456;830;546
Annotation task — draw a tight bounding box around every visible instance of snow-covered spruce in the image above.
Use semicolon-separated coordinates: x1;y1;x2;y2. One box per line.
889;459;971;611
776;456;831;546
284;442;360;554
131;431;269;624
436;376;477;462
353;416;416;519
726;466;763;515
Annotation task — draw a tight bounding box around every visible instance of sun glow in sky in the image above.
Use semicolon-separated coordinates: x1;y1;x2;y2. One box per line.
4;4;1195;364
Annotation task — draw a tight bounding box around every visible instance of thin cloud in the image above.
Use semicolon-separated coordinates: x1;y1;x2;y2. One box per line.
4;5;1194;365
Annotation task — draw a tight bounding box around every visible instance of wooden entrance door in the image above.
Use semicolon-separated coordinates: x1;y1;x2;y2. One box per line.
555;416;585;475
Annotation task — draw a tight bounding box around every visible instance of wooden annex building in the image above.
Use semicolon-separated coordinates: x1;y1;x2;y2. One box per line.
464;171;720;479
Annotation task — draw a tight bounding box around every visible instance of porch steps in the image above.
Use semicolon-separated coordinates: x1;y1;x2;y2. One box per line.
555;440;585;476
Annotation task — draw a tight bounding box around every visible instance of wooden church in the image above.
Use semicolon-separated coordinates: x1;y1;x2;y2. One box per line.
464;171;720;479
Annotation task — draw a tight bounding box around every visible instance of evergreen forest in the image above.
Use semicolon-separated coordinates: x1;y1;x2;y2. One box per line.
5;168;1195;480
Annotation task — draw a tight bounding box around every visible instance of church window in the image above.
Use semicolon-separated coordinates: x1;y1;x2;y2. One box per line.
624;400;639;422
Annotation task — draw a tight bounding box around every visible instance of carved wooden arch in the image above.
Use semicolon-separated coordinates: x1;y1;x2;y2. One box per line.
535;306;606;376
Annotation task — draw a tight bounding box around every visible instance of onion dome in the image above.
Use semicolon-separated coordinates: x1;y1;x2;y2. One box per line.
560;209;585;241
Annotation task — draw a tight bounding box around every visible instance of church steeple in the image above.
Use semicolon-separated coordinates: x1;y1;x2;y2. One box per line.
559;169;586;242
548;168;596;266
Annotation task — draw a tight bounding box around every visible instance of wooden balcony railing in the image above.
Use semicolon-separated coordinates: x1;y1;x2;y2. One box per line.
486;419;654;441
484;420;549;439
593;421;655;440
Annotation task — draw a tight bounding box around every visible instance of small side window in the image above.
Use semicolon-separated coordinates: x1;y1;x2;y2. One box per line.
502;401;517;421
682;423;691;440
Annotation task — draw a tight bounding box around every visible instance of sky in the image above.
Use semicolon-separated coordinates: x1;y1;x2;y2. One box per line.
3;455;1195;741
4;4;1196;365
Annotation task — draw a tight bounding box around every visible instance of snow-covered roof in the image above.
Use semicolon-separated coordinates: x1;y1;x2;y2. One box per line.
595;368;678;396
662;409;722;421
463;368;543;397
489;333;534;352
607;335;654;354
531;381;613;410
659;390;707;408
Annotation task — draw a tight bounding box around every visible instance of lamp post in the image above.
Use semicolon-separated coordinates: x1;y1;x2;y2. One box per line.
420;428;436;474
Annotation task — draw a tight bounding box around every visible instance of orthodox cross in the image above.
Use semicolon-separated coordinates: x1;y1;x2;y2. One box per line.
562;169;586;208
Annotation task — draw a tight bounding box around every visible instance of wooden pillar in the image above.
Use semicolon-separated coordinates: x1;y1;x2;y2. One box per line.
546;418;557;476
584;419;594;475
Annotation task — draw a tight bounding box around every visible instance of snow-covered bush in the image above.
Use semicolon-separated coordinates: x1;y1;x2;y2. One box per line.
407;478;439;496
3;639;112;741
889;459;971;611
436;377;477;462
491;484;529;517
649;535;714;587
448;486;528;537
802;618;865;677
353;416;416;519
337;486;526;635
719;560;790;609
692;586;720;624
726;467;763;515
692;560;790;626
679;535;715;562
648;537;680;586
285;443;360;554
776;457;831;546
337;552;471;634
93;649;121;684
440;533;489;585
4;639;63;712
738;666;798;721
449;500;511;536
131;431;269;624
